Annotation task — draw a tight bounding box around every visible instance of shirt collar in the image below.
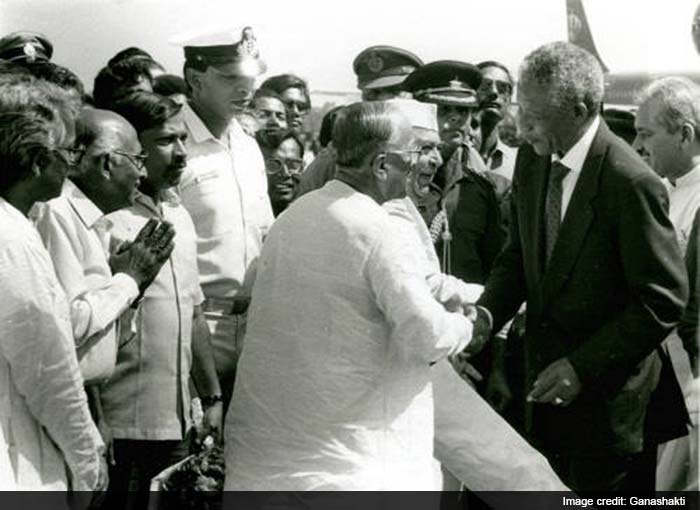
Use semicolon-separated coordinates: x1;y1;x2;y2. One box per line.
64;178;108;230
0;196;31;227
553;115;600;174
183;101;244;145
134;189;180;217
672;163;700;188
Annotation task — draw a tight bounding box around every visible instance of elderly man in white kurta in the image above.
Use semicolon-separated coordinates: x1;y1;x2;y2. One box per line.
0;79;105;493
225;101;474;493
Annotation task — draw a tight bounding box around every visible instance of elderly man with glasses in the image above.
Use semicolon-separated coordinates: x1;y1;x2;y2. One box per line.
33;107;174;466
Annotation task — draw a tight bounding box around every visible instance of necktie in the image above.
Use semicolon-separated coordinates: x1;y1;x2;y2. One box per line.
545;161;570;266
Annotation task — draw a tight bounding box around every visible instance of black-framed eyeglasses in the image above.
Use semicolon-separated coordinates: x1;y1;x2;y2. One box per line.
54;146;86;166
113;149;148;171
265;157;305;176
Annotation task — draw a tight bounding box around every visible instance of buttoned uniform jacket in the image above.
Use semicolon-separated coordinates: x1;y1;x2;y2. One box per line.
430;142;509;284
478;122;688;456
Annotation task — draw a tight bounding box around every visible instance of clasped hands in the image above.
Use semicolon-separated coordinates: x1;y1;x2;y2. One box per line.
448;303;492;384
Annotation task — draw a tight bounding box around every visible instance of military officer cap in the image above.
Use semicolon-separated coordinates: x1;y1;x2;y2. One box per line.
0;31;53;63
402;60;482;108
353;45;423;91
174;26;266;77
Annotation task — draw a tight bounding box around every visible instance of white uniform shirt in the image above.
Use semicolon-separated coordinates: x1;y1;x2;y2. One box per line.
225;181;472;490
667;164;700;255
32;179;139;369
0;198;103;491
178;103;274;299
104;193;204;440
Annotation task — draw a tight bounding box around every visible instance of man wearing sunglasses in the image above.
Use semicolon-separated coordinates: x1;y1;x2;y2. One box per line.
33;108;175;469
176;28;273;411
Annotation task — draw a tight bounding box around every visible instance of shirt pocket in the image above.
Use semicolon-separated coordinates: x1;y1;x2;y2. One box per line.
180;168;235;238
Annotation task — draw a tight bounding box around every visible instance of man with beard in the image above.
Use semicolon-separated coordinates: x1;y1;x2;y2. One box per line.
175;28;272;411
105;91;222;510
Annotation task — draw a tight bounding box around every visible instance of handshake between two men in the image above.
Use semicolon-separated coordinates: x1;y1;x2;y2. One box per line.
449;304;582;409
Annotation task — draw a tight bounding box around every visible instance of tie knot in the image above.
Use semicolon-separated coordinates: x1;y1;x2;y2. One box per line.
550;161;570;183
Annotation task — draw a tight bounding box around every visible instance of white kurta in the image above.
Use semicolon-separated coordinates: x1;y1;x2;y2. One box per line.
0;198;103;491
225;181;472;490
384;197;569;492
32;179;140;384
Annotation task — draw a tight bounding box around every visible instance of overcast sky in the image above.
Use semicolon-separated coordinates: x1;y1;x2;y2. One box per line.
2;0;699;94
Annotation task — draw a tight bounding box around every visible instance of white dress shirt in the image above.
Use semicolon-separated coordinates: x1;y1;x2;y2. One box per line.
485;139;517;182
33;179;139;383
0;198;103;491
554;115;600;221
178;103;274;299
225;181;472;490
104;192;204;440
667;164;700;255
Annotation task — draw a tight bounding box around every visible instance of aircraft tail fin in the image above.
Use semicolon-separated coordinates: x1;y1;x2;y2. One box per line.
566;0;609;73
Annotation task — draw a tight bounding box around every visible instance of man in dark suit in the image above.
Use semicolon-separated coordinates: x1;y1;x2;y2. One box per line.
473;42;689;492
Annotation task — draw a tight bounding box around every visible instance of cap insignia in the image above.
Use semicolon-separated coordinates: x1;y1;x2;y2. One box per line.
449;78;465;90
23;43;36;62
238;26;259;59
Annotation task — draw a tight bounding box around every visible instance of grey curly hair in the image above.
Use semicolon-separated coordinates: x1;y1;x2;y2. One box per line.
519;41;604;116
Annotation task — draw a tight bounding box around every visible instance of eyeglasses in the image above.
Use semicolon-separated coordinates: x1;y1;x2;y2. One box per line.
54;146;86;166
265;157;305;176
386;145;439;166
113;149;148;171
478;78;513;96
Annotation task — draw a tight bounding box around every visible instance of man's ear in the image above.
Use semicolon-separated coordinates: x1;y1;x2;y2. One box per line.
573;101;590;121
185;68;203;94
371;153;388;181
680;122;696;147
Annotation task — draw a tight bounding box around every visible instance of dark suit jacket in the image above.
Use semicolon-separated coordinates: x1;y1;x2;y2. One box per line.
478;121;688;456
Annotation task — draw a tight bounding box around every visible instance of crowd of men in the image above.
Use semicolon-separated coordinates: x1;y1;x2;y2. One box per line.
0;16;697;510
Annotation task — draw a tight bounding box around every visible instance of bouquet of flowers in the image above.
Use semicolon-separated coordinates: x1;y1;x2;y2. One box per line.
150;436;224;510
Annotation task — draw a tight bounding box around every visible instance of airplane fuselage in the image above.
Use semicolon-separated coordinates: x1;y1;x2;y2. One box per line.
604;71;700;107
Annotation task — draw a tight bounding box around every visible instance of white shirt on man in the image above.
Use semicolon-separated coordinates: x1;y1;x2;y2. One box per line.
667;164;700;255
0;197;103;491
554;115;600;221
32;179;139;376
225;180;472;490
178;102;274;299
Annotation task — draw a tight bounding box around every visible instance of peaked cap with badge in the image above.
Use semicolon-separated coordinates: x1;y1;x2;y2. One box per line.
175;26;266;77
402;60;482;108
0;31;53;64
353;45;423;91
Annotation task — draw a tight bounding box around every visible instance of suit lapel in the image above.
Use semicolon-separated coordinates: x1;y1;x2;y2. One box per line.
540;124;609;306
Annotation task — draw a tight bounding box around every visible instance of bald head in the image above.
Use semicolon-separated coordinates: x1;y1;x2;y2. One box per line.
76;107;139;154
72;107;144;213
